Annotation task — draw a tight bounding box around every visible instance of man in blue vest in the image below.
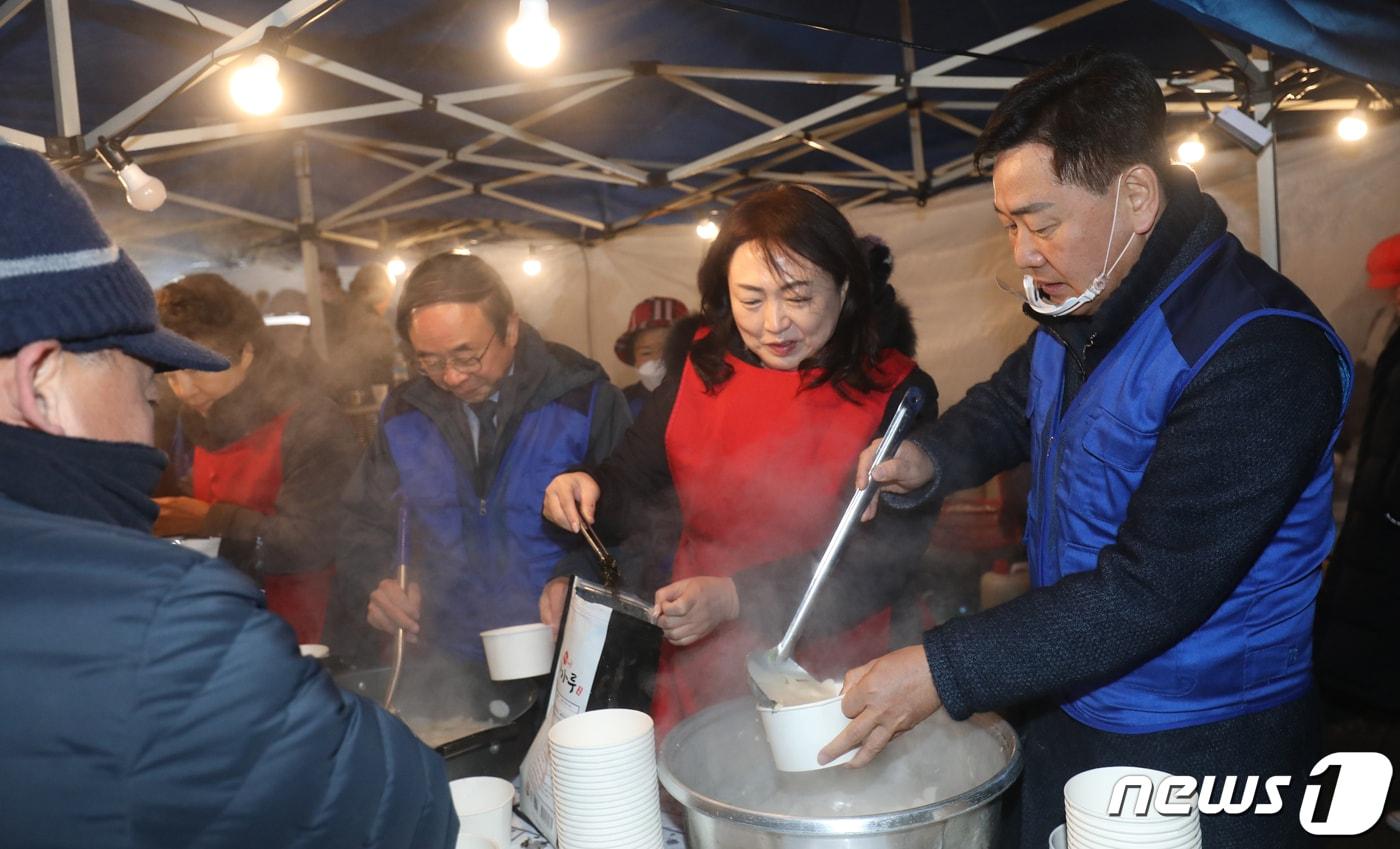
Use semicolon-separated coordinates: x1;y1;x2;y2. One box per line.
823;52;1352;848
339;253;630;663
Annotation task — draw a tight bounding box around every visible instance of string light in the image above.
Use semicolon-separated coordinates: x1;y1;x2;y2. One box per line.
1337;111;1369;142
95;139;167;212
506;0;561;68
1175;134;1206;165
522;246;543;277
386;257;407;278
229;54;284;116
695;217;720;241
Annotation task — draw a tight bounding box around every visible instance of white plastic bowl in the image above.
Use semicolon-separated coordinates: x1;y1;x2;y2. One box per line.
756;692;856;772
479;622;554;680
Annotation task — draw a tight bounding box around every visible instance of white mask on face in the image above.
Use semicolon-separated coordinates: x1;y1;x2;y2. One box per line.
1022;173;1139;317
637;358;666;391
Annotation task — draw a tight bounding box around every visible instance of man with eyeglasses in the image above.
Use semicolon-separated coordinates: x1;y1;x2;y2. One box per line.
338;252;630;666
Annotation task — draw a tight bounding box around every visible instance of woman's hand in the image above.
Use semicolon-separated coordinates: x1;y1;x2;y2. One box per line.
152;496;212;537
653;577;740;646
542;472;600;533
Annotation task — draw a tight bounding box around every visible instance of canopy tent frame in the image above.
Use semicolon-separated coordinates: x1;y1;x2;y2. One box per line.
2;0;1386;322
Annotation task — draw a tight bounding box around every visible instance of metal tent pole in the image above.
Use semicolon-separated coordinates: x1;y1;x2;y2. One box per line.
294;138;329;360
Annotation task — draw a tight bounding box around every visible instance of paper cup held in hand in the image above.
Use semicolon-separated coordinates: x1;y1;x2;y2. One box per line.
298;643;330;659
757;691;857;772
449;776;514;849
480;622;554;680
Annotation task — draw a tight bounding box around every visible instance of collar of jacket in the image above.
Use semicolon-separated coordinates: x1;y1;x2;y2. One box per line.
0;421;164;532
397;321;607;426
179;349;295;450
1027;165;1228;373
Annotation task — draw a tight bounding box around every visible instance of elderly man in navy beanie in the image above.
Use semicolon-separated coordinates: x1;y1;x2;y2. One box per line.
0;145;457;849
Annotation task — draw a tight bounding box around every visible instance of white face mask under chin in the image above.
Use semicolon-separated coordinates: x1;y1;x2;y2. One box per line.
637;359;666;391
1023;175;1139;318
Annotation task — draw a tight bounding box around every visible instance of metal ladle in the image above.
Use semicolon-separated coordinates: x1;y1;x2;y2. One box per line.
383;504;410;715
745;386;924;707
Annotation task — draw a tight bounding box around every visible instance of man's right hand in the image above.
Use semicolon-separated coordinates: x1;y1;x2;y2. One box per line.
542;471;600;533
854;439;936;521
367;578;422;641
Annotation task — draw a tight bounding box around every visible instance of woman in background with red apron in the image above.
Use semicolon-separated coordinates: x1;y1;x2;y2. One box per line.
153;273;360;644
541;185;942;738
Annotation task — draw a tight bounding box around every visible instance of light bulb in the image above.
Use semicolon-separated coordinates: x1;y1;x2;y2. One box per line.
1175;134;1206;165
230;54;283;116
117;162;167;212
506;0;561;68
1337;113;1368;142
695;218;719;241
452;246;472;256
522;257;543;277
386;257;407;278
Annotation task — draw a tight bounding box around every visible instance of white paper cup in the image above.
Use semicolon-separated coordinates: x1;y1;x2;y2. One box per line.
298;643;330;659
480;623;554;680
1064;766;1191;821
449;776;513;849
168;536;221;557
549;708;654;750
757;692;856;772
1049;823;1066;849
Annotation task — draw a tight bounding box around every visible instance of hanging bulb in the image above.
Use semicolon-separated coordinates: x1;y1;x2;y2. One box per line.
452;246;473;256
506;0;561;68
386;257;407;278
695;217;720;241
1337;111;1369;142
522;246;543;277
1175;134;1206;165
229;54;284;116
95;140;167;212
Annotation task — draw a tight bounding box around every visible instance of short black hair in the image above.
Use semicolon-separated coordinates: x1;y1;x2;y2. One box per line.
394;253;514;343
974;50;1169;194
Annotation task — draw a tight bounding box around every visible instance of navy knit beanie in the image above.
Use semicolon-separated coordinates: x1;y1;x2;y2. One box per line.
0;144;227;372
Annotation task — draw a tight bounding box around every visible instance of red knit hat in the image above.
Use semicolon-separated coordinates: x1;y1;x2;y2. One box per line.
614;297;689;365
1367;233;1400;290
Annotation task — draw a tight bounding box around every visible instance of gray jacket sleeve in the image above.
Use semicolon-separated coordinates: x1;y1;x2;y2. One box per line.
885;333;1035;509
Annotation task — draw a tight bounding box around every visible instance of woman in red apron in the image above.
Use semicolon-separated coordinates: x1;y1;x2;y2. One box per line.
153;274;360;644
541;185;941;739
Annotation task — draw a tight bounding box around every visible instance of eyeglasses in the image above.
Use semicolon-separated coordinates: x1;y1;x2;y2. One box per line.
415;331;497;377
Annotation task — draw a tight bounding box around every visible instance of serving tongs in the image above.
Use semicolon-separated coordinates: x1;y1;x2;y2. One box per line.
383;505;410;715
579;521;621;595
745;386;925;708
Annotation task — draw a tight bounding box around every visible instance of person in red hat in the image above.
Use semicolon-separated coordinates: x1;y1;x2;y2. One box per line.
1315;232;1400;833
614;296;691;418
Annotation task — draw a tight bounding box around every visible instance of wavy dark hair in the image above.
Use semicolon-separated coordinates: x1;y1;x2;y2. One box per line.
156;273;267;358
691;184;899;398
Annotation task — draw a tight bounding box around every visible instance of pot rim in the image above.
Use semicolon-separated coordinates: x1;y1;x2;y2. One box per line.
657;701;1023;836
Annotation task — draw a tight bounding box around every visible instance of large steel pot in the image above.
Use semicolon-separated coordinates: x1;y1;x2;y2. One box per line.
658;698;1021;848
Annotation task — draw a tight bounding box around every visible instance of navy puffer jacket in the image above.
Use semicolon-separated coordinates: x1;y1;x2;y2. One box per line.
0;495;456;849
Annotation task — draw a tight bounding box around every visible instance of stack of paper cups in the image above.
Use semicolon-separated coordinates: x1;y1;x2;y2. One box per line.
548;709;662;849
1061;766;1201;849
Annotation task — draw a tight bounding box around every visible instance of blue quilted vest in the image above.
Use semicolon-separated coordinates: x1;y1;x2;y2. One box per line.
384;385;599;660
1026;234;1352;733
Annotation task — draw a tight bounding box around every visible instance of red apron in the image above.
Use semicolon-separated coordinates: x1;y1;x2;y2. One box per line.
193;409;334;644
653;347;914;737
